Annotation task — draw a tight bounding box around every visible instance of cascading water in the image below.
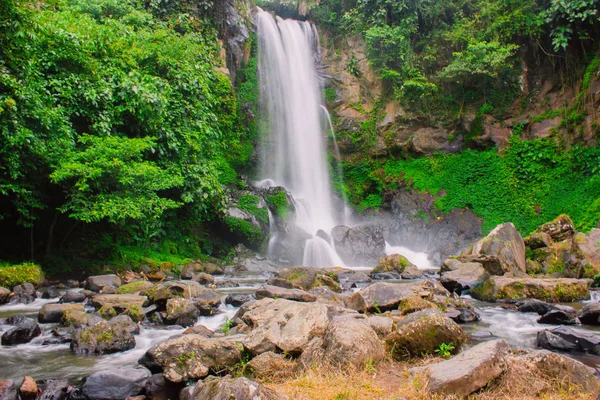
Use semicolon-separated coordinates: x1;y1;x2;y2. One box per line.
256;9;343;266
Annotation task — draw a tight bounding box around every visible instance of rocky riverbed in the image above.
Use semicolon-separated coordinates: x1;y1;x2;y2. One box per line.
1;219;599;399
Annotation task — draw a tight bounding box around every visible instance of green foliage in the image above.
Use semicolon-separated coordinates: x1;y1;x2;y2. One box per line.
225;217;263;243
542;0;599;51
342;138;600;234
0;262;44;288
266;191;290;220
220;317;233;335
324;88;337;104
435;342;455;358
238;194;268;223
345;55;360;77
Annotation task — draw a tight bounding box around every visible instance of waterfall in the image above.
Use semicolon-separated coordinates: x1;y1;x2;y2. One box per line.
257;9;342;266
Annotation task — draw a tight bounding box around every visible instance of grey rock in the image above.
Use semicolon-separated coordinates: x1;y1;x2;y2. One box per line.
59;291;88;303
82;367;150;400
410;340;510;397
87;275;121;293
331;224;386;266
577;302;600;326
255;284;316;303
1;316;41;345
181;377;284;400
537;326;600;354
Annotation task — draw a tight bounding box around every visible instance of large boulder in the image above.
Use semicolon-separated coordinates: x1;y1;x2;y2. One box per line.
346;281;448;313
116;280;154;295
164;298;198;327
468;222;526;275
180;377;285;400
240;298;352;355
37;379;69;400
537;326;600;354
255;285;316;303
536;306;578;325
371;254;415;274
70;320;135;355
82;367;150;400
246;352;298;382
539;214;576;242
410;340;510;397
0;287;11;304
300;316;384;368
91;294;148;312
275;267;340;292
140;334;244;383
59;291;88;303
225;293;254;307
506;349;598;394
62;310;104;329
11;283;37;304
87;275;121;293
38;304;84;323
470;276;590;302
1;316;41;345
578;302;600;326
385;309;467;359
146;281;214;308
331;224;386;266
440;262;488;294
516;299;556;315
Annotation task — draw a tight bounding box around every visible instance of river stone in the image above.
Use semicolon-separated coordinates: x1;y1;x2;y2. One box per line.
536;307;578;325
82;367;150;400
308;286;345;306
183;325;214;337
578;302;600;326
507;348;598;393
246;352;299;382
300;316;384;368
181;377;285;400
539;215;576;242
468;222;527;275
70;320;135;355
11;283;37;304
367;315;394;337
225;293;254;307
372;254;415;274
346;280;446;313
62;310;104;329
147;281;210;307
440;263;488;294
255;284;316;302
1;316;41;345
141;334;244;383
470;276;590;302
241;298;353;355
385;308;467;359
39;303;84;323
516;299;555;315
18;377;36;400
537;325;600;354
165;298;198;327
87;275;122;293
109;314;140;335
144;373;182;400
59;291;88;303
0;287;11;304
91;294;148;312
410;340;510;397
39;380;69;400
0;379;17;400
331;224;386;266
193;289;222;316
275;267;341;292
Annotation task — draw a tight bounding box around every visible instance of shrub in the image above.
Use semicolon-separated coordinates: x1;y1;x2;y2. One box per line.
0;262;44;288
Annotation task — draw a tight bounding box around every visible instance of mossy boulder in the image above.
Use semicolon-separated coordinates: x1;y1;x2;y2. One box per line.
539;214;576;242
117;280;154;295
372;254;414;274
62;310;104;329
71;320;135;355
275;267;341;292
91;294;148;313
38;303;85;323
470;276;590;302
0;287;11;304
385;308;467;359
398;295;437;315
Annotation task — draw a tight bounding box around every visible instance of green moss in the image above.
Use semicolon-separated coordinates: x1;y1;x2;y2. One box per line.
266;191;290;220
324;87;337;104
126;305;145;322
97;305;117;320
0;262;44;288
116;280;151;294
238;194;269;223
225;217;263;243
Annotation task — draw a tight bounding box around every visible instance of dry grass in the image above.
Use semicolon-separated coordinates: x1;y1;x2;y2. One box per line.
264;358;598;400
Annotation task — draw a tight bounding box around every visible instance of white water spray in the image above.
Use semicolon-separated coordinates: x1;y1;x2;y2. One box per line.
257;10;342;266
